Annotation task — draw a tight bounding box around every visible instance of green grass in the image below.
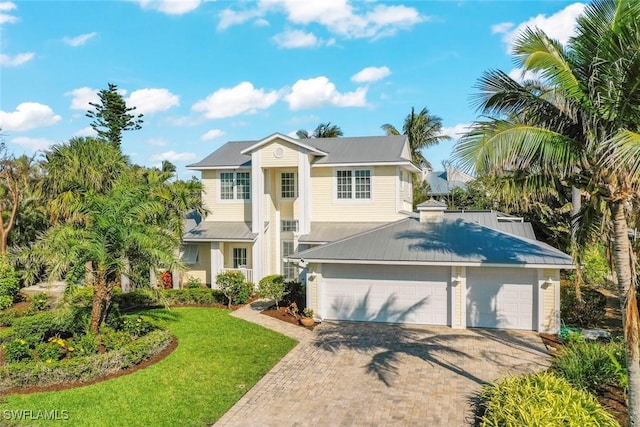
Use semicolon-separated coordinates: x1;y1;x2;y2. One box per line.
0;307;297;426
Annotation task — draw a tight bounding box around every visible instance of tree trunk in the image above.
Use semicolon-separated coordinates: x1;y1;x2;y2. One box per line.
89;271;116;333
571;186;583;301
611;201;640;426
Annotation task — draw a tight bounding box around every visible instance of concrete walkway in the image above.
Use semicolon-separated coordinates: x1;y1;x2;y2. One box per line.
216;301;550;427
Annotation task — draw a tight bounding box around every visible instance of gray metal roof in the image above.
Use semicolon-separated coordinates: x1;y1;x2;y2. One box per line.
425;170;468;196
183;221;256;242
310;135;410;165
443;211;537;240
417;199;447;209
187;135;411;169
299;222;391;244
290;217;573;266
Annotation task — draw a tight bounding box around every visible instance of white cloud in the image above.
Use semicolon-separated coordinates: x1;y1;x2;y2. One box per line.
351;66;391;83
441;123;471;139
11;137;55;151
63;32;97;47
126;88;179;115
495;3;586;52
164;115;204;127
66;87;99;111
0;52;34;67
272;29;322;48
133;0;201;15
220;1;425;39
491;22;513;34
149;150;197;162
508;67;542;83
73;126;97;137
0;102;61;131
192;82;279;119
148;137;168;146
0;1;18;24
285;76;367;110
201;129;225;141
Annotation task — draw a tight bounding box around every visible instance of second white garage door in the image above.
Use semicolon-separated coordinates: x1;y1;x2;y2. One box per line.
466;267;536;330
320;264;449;325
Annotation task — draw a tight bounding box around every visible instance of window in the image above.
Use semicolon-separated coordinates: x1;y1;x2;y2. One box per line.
281;172;297;199
336;170;352;199
232;248;247;268
220;172;251;200
282;241;297;280
399;170;405;190
336;169;371;200
281;219;299;232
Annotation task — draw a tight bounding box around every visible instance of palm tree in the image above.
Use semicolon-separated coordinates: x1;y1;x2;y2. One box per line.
454;0;640;421
381;107;450;169
297;122;343;139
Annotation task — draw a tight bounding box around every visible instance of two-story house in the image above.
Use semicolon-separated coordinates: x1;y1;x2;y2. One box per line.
184;133;573;332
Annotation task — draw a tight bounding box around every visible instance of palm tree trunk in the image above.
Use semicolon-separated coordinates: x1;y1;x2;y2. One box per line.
611;201;640;426
571;186;583;301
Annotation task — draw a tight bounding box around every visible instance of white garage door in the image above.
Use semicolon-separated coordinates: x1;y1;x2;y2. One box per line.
321;264;449;325
466;267;536;330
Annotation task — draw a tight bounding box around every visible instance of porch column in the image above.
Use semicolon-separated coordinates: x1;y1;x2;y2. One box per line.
210;242;223;287
251;152;264;282
297;151;311;234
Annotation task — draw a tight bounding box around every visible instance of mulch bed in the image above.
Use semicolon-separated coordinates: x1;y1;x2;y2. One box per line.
2;335;178;396
261;306;318;330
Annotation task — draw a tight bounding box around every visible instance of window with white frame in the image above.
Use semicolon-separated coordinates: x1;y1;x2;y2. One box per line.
281;219;299;232
220;171;251;200
281;172;297;199
232;248;247;268
354;170;371;199
337;169;371;200
336;170;353;199
282;241;296;280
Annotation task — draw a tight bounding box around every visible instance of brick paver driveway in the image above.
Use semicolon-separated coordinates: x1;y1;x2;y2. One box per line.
215;321;550;427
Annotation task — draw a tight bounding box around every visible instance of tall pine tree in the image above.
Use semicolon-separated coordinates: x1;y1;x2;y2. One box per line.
86;83;143;149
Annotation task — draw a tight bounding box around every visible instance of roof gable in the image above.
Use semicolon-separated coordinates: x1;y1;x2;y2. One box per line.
240;133;327;156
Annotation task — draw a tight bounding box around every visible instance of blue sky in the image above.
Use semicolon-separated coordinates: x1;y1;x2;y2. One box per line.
1;0;586;178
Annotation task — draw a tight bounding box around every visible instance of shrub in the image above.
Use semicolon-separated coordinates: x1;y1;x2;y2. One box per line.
31;292;50;311
161;288;226;305
284;280;306;308
552;340;626;393
216;271;253;308
560;284;606;328
258;275;287;308
0;307;17;326
477;372;618;427
0;255;20;305
185;277;203;289
582;244;610;286
113;289;158;311
0;330;172;392
8;309;80;344
161;271;173;289
0;295;12;310
122;316;155;338
99;327;132;352
67;333;99;358
34;340;66;362
3;338;31;363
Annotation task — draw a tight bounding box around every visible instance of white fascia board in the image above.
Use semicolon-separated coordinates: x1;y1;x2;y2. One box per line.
240;133;327;156
186;165;251;171
313;161;421;172
183;238;257;243
284;258;574;269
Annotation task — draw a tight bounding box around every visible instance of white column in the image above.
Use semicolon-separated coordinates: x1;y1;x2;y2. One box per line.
210;242;223;287
250;153;264;282
297;151;311;235
450;266;466;329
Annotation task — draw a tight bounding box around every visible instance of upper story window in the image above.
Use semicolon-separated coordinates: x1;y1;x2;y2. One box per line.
337;169;371;200
220;171;251;200
281;219;299;232
281;172;297;199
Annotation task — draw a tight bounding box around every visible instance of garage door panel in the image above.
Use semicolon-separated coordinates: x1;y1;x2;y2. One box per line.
321;265;450;326
466;268;536;330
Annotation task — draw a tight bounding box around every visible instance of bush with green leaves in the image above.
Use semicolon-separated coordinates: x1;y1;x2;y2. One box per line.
0;330;172;392
161;288;226;305
258;275;288;308
0;255;20;307
560;284;606;328
122;316;155;338
581;244;610;286
552;340;626;394
31;292;50;311
67;333;99;358
3;338;31;363
100;327;132;352
477;372;618;427
185;277;203;289
216;270;253;308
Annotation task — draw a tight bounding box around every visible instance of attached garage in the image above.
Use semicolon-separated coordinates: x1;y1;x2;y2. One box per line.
321;264;449;325
466;267;537;330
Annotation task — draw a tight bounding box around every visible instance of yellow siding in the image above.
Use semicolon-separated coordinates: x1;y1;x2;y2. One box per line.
454;266;463;327
184;243;211;285
542;269;559;331
311;165;406;222
259;139;299;167
280;201;294;218
201;170;252;222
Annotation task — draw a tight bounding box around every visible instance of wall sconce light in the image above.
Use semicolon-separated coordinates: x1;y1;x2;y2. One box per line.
542;277;554;288
307;272;316;282
452;276;462;286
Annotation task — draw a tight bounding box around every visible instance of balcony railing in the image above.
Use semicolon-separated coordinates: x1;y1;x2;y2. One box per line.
219;267;254;284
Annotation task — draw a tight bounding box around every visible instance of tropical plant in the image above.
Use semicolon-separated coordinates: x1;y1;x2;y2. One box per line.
216;270;253;308
381;106;450;170
86;83;143;148
257;274;287;309
296;122;343;139
454;1;640;421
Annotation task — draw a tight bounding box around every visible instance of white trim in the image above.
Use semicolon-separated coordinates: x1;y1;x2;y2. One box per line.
279;171;297;200
217;170;251;203
333;167;374;203
187;165;251;171
184;238;256;243
285;258;574;269
240;133;327;156
298;151;311;234
314;161;421;172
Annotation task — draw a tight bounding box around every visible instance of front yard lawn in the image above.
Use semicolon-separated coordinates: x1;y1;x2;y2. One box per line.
0;307;297;426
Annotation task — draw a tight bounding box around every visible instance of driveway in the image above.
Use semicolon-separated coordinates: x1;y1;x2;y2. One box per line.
214;319;550;427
